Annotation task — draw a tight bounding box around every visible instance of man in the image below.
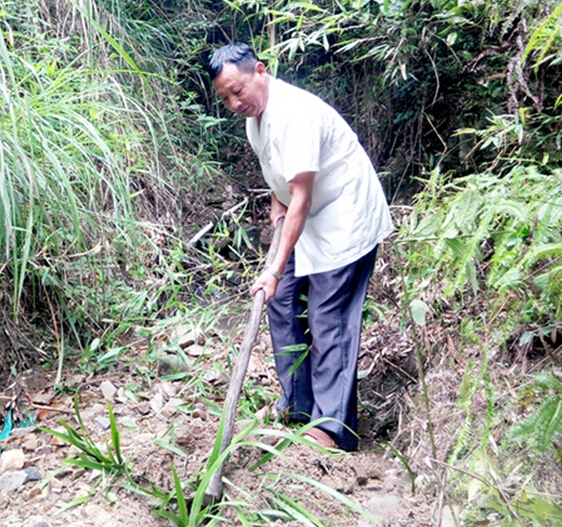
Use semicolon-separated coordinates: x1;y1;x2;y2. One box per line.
208;43;392;451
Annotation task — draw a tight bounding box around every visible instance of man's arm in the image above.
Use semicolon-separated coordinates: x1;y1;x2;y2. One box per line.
250;171;315;301
270;192;288;227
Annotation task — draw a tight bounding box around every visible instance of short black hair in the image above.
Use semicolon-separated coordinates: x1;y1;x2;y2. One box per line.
207;43;258;80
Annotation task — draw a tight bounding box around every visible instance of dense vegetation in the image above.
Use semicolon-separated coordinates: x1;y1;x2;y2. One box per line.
1;0;561;524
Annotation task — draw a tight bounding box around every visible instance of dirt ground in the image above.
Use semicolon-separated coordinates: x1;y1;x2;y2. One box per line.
0;303;440;527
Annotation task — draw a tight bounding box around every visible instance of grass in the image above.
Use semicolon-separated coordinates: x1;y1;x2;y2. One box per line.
0;0;243;380
41;349;381;526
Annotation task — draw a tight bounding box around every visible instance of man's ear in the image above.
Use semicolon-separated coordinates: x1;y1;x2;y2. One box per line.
255;61;267;75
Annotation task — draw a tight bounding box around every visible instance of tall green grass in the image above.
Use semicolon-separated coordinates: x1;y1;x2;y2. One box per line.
0;26;153;306
0;1;222;371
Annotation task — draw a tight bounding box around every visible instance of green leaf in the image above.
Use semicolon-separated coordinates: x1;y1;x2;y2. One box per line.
410;299;430;326
153;439;188;458
172;465;188;527
107;401;123;465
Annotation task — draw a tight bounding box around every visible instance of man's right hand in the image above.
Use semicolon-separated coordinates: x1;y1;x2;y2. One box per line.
250;270;280;302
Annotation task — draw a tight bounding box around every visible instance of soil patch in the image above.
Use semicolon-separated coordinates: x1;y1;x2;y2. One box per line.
0;318;435;527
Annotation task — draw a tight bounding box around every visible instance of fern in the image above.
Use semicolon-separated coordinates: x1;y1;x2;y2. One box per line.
401;165;562;330
523;2;562;71
509;373;562;453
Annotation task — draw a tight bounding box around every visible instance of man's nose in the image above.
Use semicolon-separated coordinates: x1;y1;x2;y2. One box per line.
228;96;242;111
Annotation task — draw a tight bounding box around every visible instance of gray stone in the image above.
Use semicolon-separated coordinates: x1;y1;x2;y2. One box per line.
0;470;28;495
95;415;111;430
25;466;42;482
171;324;205;348
22;434;39;452
26;516;50;527
357;490;403;525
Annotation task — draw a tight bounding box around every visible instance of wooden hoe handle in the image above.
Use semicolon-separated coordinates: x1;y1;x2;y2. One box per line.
205;217;285;503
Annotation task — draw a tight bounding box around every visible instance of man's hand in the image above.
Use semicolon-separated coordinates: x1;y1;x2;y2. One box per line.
250;270;280;302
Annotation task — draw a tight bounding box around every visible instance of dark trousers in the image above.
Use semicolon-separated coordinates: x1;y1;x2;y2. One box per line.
266;245;378;451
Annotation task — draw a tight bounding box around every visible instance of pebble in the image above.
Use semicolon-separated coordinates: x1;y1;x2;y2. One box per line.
25;466;42;482
48;429;68;447
95;416;111;430
185;343;206;356
9;426;36;439
0;470;28;495
74;487;91;499
171;324;205;348
136;402;151;415
33;391;55;405
36;444;52;456
26;516;50;527
158;381;177;398
162;398;183;418
0;449;25;473
22;435;39;452
150;393;166;414
116;387;132;404
25;484;43;500
99;380;117;401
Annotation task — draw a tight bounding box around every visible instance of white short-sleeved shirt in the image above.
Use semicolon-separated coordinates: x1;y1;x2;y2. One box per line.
246;77;393;276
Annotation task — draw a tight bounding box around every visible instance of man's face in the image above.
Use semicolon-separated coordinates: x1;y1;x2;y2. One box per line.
212;62;269;118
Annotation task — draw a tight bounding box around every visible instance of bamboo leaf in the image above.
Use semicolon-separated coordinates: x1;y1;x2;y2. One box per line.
410;299;430;326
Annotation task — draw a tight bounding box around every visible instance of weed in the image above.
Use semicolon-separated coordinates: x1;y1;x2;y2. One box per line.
509;372;562;455
40;392;130;489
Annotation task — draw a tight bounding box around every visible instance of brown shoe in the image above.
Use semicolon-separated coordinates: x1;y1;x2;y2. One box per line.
302;427;339;449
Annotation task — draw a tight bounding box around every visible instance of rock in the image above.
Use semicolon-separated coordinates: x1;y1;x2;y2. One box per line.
0;449;25;473
50;477;64;493
0;470;28;495
95;416;111;430
48;430;69;447
32;391;55;405
162;398;183;418
185;343;206;356
99;380;117;400
136;402;151;415
36;445;52;456
25;484;43;500
116;387;136;404
75;487;91;500
105;491;118;503
157;354;191;373
159;381;177;398
171;324;205;348
192;403;208;421
26;516;50;527
149;393;166;414
10;426;36;439
25;466;42;482
22;434;39;452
